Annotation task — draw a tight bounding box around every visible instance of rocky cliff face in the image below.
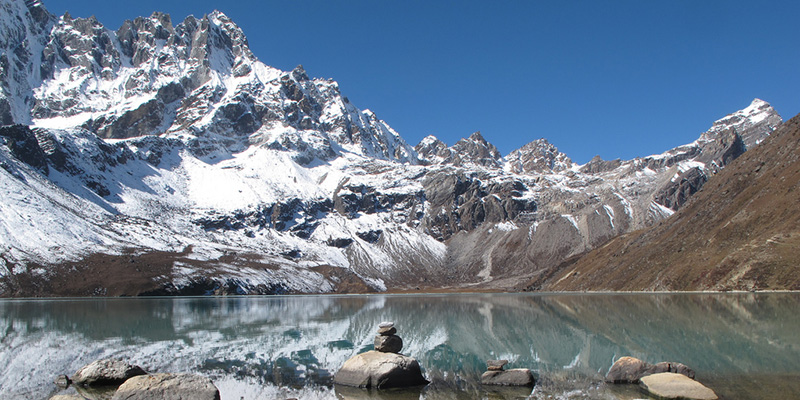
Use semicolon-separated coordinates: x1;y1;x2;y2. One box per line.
0;0;788;296
3;0;417;165
416;131;502;168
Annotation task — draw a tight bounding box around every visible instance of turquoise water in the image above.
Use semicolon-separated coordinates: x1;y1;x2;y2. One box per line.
1;293;799;399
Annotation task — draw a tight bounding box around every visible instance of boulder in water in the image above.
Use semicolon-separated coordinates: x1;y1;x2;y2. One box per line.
71;359;147;386
480;369;535;387
333;350;429;389
111;373;220;400
606;356;695;383
639;372;718;400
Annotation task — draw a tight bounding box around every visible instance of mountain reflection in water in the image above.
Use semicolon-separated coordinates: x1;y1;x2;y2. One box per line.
1;293;799;399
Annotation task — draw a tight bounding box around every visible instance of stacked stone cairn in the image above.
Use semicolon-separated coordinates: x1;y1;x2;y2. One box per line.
334;322;429;389
374;321;403;353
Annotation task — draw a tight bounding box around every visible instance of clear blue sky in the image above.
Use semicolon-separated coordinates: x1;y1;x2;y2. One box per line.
43;0;800;164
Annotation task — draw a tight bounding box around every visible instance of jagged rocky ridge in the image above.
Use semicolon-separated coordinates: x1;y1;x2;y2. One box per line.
0;0;785;295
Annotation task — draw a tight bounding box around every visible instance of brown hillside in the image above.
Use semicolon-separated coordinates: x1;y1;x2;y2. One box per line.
545;113;800;291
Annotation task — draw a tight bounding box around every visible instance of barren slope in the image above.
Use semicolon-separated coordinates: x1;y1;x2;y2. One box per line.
545;114;800;291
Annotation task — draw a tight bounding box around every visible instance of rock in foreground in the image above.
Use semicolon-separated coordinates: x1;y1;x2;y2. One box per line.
334;350;429;389
606;356;695;383
480;369;535;386
111;373;220;400
71;359;147;386
639;372;717;400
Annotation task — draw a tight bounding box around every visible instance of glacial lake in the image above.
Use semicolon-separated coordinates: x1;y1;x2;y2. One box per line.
1;293;799;400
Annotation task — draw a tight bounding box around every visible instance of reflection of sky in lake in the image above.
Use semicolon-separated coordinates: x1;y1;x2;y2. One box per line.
1;293;799;399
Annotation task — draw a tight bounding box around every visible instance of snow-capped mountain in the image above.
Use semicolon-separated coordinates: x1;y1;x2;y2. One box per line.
0;0;785;296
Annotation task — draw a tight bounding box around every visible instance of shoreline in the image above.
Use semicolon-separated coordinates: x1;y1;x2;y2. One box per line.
3;289;799;301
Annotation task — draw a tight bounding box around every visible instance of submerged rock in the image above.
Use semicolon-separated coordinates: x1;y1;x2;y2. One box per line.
54;374;71;388
480;369;535;387
639;372;718;400
606;356;695;383
71;359;147;386
333;350;429;389
49;395;85;400
111;373;220;400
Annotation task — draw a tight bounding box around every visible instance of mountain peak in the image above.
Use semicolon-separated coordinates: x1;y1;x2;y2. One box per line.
450;131;502;168
702;98;782;150
415;135;448;165
467;131;487;142
506;138;574;174
414;131;502;168
418;135;442;147
291;64;310;81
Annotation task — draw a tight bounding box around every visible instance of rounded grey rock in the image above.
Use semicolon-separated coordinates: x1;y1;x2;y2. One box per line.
606;356;696;383
334;350;428;389
639;372;717;400
71;359;147;387
111;373;220;400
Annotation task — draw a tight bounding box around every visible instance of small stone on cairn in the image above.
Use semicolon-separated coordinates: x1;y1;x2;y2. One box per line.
374;321;403;353
487;359;508;371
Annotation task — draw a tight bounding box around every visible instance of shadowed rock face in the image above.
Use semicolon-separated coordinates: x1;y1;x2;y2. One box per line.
0;125;49;174
654;167;708;211
420;171;536;241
